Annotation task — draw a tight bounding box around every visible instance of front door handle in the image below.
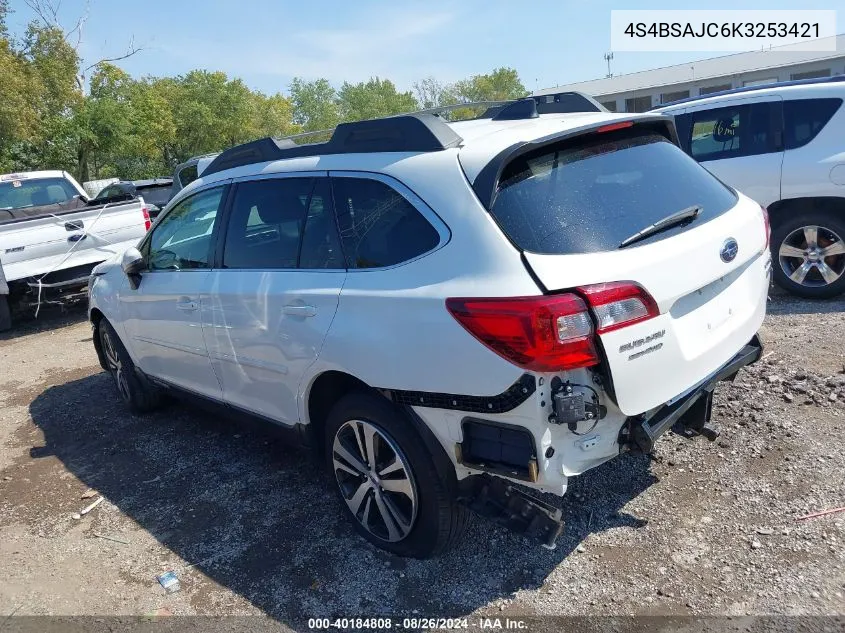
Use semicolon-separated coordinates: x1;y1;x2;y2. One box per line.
283;304;317;317
68;234;87;243
176;298;199;312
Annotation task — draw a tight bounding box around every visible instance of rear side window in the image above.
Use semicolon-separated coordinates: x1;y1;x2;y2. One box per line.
688;102;779;161
331;177;440;269
490;131;738;255
783;98;842;149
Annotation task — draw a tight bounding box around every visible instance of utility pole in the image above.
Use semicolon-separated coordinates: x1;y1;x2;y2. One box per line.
604;52;614;78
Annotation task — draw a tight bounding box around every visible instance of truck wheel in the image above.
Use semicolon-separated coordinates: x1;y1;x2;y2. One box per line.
98;319;164;413
771;211;845;299
325;391;469;558
0;296;10;332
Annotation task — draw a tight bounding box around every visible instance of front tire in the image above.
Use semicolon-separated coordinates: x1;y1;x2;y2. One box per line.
771;211;845;299
324;391;469;558
98;319;164;413
0;296;10;332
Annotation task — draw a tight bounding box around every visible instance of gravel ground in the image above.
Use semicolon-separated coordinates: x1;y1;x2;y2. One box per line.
0;293;843;629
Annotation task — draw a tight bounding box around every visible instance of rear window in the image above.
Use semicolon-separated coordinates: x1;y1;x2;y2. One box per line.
137;185;172;207
0;177;79;210
490;131;738;255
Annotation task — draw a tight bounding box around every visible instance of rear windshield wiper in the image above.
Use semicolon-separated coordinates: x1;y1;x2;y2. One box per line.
618;205;702;249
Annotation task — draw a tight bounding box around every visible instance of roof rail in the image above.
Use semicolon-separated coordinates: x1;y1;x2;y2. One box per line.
653;74;845;109
203;113;463;176
202;91;605;177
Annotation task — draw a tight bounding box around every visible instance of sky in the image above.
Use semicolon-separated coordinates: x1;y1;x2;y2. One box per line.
6;0;843;95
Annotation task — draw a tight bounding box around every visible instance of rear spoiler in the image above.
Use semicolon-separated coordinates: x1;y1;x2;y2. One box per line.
470;114;679;210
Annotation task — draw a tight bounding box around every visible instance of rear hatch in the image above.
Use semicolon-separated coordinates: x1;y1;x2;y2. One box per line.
478;121;769;415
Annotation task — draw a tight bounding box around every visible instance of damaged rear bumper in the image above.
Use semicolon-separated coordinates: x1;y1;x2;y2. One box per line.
457;474;564;549
624;334;763;453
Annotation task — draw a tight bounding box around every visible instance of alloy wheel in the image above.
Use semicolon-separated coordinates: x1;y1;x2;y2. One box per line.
778;224;845;288
332;419;418;542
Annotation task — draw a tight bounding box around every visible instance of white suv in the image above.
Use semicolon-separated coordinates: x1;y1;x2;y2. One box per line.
655;77;845;299
88;96;769;557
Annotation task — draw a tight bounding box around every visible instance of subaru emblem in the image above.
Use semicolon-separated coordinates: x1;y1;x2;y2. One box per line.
720;238;739;263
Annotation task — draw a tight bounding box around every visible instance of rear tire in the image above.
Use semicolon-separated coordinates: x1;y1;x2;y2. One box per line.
771;211;845;299
324;391;469;558
0;296;10;332
98;319;164;413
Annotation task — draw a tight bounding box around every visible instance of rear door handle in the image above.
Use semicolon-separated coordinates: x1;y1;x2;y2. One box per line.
176;298;199;312
68;234;87;243
283;304;317;317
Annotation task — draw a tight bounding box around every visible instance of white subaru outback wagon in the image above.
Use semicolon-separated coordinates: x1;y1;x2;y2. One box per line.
88;94;770;558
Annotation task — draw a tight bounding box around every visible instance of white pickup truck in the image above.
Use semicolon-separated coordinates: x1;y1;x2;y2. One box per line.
0;170;150;330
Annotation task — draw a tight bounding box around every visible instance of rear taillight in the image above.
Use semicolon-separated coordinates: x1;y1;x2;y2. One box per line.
446;295;599;372
142;206;151;231
577;282;659;334
760;204;770;249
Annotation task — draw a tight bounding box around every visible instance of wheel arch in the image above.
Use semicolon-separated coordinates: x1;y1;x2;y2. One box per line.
89;307;109;372
302;369;458;487
767;196;845;228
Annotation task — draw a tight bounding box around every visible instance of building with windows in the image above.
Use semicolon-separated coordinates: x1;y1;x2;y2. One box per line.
535;34;845;112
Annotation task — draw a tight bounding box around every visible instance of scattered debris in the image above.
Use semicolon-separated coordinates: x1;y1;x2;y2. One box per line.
93;532;130;545
575;544;586;554
141;476;161;484
71;496;104;520
797;506;845;521
81;489;97;500
755;527;775;535
156;571;181;594
751;540;762;549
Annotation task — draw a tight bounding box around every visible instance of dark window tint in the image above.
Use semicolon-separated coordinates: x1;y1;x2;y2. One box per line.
699;83;732;96
332;178;440;268
0;177;79;210
178;164;198;187
624;96;652;113
783;98;842;149
299;178;344;269
223;178;312;269
137;185;172;208
661;90;689;104
689;102;778;161
147;186;223;270
93;184;131;202
490;132;737;255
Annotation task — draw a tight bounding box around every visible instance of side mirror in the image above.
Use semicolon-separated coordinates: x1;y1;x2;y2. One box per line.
121;247;145;289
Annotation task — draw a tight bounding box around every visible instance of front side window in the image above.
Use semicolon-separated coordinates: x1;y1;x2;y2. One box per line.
331;177;440;269
688;102;777;161
146;186;224;271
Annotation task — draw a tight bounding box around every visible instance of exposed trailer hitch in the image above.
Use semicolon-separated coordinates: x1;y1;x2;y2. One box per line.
457;474;564;549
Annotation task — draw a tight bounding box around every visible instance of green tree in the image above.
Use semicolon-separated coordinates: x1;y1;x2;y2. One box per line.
413;76;458;109
453;67;528;102
338;77;417;122
289;77;340;132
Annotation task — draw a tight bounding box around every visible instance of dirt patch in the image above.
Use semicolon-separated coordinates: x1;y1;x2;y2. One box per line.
0;296;843;626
